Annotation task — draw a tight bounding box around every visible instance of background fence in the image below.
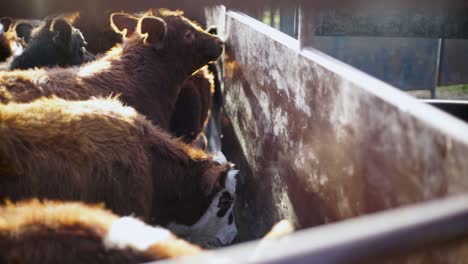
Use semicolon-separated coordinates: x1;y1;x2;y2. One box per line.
241;5;468;98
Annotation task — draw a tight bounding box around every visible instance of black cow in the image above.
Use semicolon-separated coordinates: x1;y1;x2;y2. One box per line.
9;15;95;69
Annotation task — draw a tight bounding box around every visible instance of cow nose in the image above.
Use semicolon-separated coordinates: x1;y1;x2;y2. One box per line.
216;39;224;47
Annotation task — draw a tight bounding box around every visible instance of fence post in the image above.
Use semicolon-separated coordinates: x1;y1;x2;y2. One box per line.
433;38;445;99
298;5;315;50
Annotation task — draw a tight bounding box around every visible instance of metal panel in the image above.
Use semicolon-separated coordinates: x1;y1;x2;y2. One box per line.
279;6;298;38
310;36;439;90
204;7;468;263
439;39;468;86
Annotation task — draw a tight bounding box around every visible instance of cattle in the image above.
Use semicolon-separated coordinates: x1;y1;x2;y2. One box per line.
170;65;214;148
110;10;220;137
88;10;219;145
0;199;202;264
0;17;40;63
170;26;224;151
0;18;13;62
0;10;224;131
9;14;95;70
0;96;238;247
0;200;293;264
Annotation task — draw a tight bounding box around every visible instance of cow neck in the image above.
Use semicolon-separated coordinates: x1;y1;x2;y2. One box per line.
82;39;189;128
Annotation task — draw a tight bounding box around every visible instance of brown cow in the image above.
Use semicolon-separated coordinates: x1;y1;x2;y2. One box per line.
107;10;218;142
0;10;223;130
0;199;202;264
0;97;238;247
0;200;293;264
170;65;214;148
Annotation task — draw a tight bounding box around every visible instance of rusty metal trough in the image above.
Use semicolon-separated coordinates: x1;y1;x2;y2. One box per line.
159;6;468;264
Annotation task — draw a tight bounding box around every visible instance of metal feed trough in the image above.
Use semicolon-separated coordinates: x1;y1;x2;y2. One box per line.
2;1;467;263
158;5;468;264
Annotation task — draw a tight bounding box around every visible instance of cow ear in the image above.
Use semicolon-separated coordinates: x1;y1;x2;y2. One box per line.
15;23;34;43
201;164;231;196
51;18;72;46
0;17;12;32
138;16;166;47
110;13;138;37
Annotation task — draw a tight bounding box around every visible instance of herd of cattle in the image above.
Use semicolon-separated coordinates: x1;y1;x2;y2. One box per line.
0;9;247;263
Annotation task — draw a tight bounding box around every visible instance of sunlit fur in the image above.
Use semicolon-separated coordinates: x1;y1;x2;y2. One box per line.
107;10;219;141
0;199;201;264
147;9;205;32
0;97;233;227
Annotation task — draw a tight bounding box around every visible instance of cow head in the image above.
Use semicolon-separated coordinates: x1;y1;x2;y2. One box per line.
110;10;224;77
10;14;94;69
166;151;238;248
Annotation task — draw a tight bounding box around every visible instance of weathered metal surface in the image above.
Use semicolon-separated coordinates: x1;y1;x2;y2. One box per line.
439;39;468;86
206;6;468;263
309;36;439;90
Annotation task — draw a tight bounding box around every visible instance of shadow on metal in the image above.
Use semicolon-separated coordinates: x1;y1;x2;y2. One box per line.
422;99;468;123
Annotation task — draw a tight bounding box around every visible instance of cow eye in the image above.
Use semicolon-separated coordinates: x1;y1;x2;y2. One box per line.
184;30;196;40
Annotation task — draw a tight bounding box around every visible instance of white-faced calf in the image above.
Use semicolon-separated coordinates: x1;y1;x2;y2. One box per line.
0;97;238;246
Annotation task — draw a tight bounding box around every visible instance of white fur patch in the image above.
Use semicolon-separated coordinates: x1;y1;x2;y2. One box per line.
212;151;228;164
104;216;171;251
168;168;238;248
11;41;23;56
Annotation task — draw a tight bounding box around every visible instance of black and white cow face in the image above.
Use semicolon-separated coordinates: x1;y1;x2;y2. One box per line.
167;151;238;248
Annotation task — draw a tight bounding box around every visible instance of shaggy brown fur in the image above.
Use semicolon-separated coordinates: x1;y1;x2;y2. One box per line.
0;199;201;264
102;10;219;138
0;10;223;130
0;97;233;226
170;66;214;146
